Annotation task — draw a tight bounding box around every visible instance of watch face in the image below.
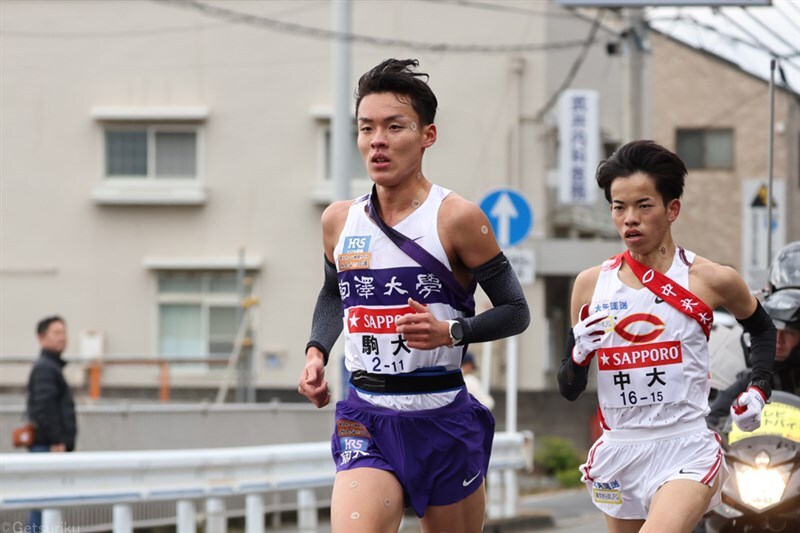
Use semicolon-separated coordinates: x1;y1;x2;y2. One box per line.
451;321;464;341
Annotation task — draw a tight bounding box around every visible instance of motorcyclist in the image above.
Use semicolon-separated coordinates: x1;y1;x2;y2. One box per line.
766;240;800;294
707;288;800;428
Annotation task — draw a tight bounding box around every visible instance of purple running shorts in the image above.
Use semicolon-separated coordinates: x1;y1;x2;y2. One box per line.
331;387;495;517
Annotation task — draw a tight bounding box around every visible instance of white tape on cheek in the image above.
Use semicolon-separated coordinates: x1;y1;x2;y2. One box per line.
481;225;489;235
351;512;360;520
410;122;417;131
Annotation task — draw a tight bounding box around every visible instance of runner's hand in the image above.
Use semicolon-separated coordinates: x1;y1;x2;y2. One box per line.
572;304;609;367
298;351;330;408
731;386;767;432
396;298;450;349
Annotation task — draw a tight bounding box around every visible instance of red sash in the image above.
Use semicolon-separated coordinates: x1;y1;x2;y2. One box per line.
622;250;713;339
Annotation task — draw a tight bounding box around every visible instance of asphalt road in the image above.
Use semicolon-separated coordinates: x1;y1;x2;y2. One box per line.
520;488;607;532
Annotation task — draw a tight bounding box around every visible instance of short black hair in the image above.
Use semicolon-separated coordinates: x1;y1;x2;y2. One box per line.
596;140;687;205
37;315;65;336
354;59;438;125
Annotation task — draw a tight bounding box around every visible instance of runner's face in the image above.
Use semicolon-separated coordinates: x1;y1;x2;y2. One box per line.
775;328;800;362
610;172;679;254
356;92;436;188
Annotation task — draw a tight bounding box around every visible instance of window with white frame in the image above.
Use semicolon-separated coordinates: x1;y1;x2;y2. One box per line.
321;123;367;181
157;271;242;361
105;126;198;180
91;107;208;205
310;107;372;203
675;128;734;169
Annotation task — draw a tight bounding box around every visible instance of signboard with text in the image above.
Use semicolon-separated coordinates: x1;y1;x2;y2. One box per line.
558;89;599;205
742;179;785;290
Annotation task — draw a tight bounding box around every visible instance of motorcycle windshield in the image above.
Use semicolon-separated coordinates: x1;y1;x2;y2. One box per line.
728;391;800;445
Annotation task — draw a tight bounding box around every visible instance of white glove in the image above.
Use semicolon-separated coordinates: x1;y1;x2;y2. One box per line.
572;304;610;367
731;386;767;432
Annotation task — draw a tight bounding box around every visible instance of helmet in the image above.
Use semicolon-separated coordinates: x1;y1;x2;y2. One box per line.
763;288;800;330
768;241;800;293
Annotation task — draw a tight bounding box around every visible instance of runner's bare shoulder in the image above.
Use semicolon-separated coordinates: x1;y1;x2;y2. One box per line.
689;255;741;291
689;255;751;312
321;200;353;254
571;265;603;322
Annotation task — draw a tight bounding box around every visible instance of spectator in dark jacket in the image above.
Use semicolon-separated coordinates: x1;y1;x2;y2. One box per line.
26;315;76;532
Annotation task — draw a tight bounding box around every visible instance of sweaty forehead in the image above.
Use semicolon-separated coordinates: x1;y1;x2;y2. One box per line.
610;173;660;200
357;93;417;121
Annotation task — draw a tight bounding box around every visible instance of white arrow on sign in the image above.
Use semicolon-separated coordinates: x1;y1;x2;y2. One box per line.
489;192;518;247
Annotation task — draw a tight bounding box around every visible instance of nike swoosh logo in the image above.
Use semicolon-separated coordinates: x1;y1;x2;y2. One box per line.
655;297;664;304
679;468;697;475
412;236;424;242
463;472;481;487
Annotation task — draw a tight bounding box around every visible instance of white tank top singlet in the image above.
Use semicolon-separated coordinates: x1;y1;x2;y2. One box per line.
591;248;711;430
334;184;475;410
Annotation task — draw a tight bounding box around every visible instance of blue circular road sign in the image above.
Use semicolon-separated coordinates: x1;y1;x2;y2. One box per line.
478;188;533;248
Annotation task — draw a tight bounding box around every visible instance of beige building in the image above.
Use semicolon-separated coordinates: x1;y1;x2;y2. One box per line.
650;31;800;284
0;1;625;403
2;1;796;430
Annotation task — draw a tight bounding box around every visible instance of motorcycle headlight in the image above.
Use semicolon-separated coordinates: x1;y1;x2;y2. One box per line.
734;452;791;510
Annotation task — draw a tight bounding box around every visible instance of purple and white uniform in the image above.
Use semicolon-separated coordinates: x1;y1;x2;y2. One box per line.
331;184;494;516
334;184;473;410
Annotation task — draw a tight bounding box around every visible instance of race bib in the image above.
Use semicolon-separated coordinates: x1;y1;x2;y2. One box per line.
597;341;686;408
346;305;416;373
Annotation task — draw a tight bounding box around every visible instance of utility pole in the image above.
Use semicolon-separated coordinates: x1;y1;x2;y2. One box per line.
235;247;246;402
767;58;776;265
622;7;645;142
332;0;352;202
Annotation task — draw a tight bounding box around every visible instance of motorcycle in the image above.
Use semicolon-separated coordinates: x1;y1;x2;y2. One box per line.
704;390;800;533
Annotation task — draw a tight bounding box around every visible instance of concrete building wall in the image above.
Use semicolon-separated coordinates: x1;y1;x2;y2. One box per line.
1;1;629;397
650;32;800;273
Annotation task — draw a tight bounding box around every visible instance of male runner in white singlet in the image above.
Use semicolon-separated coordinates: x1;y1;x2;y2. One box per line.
558;140;776;533
298;59;530;533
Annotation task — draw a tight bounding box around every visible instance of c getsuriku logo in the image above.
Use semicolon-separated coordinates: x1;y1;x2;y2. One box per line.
614;313;665;343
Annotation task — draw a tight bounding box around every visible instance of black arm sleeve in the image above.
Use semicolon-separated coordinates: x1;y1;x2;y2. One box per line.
737;300;777;398
458;252;530;344
557;328;590;401
306;256;343;365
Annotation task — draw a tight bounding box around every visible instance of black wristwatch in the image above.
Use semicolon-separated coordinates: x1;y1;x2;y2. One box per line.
447;319;464;346
748;379;772;402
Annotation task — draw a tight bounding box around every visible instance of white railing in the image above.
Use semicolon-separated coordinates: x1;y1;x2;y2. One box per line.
0;431;532;533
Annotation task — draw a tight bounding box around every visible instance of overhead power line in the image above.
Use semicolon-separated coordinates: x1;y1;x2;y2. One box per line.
152;0;598;54
533;11;604;122
740;7;800;58
1;23;227;39
417;0;582;21
713;7;785;59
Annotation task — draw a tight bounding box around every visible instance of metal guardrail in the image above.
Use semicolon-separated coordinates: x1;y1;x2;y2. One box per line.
1;401;334;454
0;431;532;533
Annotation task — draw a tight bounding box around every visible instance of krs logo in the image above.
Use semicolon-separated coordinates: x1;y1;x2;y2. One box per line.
340;437;369;451
344;236;371;252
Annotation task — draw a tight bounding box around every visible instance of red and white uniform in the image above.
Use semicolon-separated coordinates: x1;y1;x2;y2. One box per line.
592;248;710;429
580;248;727;519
